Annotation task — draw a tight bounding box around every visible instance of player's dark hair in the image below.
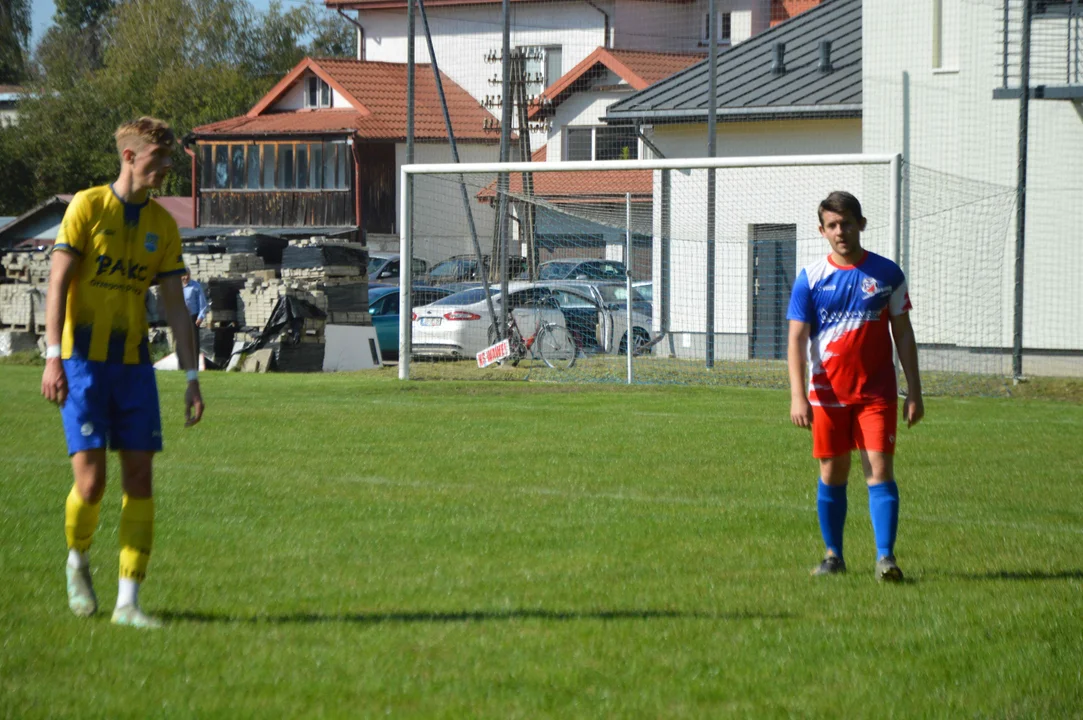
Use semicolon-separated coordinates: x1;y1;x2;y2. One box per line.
818;191;864;225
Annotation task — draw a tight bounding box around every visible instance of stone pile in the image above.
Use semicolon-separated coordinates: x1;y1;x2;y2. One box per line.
0;283;43;328
2;251;51;285
182;252;266;282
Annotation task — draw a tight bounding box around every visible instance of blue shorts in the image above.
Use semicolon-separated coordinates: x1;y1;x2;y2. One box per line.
60;358;163;455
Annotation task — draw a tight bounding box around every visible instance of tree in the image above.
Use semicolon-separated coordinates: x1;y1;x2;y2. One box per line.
308;7;355;59
54;0;113;30
0;0;32;83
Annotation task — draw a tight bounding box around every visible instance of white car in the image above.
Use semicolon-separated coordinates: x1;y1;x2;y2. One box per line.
411;282;567;359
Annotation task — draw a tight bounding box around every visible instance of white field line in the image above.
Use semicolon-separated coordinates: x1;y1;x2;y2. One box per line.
9;457;1080;536
326;474;1083;536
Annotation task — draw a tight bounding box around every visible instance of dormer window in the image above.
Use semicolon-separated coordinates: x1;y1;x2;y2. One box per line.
703;11;732;44
306;76;332;108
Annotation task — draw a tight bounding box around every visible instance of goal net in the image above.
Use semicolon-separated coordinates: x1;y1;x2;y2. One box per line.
400;155;1017;394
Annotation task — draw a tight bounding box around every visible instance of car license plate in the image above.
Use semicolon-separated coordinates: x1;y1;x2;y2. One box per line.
419;317;442;326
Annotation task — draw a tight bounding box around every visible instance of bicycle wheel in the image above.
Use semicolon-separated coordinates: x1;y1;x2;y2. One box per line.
487;322;524;366
536;324;577;369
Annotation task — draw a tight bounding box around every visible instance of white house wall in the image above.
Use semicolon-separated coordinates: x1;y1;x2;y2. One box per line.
651;161;890;360
649;118;862;158
863;0;1083;354
613;0;768;52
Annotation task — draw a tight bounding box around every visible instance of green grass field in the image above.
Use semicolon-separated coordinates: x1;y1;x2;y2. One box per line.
1;365;1081;718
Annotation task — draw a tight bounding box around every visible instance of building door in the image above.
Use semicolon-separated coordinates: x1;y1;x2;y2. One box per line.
750;224;797;359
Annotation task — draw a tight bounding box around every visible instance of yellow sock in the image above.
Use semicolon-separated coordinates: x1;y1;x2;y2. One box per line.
118;494;154;583
64;484;101;553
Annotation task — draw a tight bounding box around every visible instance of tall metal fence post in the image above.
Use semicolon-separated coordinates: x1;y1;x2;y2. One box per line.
890;153;902;266
705;0;718;368
626;192;633;385
890;153;903;379
1014;0;1032;381
498;0;512;333
399;168;413;380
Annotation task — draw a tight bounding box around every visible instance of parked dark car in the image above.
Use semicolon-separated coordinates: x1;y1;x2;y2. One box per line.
426;254;528;284
368;284;454;360
368;252;429;283
520;259;629;282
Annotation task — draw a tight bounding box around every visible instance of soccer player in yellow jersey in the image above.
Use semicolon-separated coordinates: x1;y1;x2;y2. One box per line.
40;117;205;629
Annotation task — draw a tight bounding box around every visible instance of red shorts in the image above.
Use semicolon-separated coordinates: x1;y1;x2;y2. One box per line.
811;402;898;459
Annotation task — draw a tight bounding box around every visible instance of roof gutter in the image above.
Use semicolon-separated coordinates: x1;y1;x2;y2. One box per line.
634;121;666;159
337;9;366;61
583;0;611;49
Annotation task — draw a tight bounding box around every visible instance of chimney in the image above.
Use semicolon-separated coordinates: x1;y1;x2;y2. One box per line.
818;40;833;73
771;42;786;75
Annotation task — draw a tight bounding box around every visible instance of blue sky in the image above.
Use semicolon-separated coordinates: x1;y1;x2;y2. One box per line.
30;0;317;49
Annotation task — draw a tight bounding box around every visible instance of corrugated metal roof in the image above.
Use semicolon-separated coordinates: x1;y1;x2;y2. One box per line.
192;58;501;142
606;0;861;123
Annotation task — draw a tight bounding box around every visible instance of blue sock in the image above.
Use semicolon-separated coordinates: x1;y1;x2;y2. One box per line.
816;480;848;558
868;480;900;559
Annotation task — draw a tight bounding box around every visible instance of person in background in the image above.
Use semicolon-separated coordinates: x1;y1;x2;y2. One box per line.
181;268;207;329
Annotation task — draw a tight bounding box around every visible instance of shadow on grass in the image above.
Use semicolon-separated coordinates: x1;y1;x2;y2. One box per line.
955;569;1083;582
158;608;792;625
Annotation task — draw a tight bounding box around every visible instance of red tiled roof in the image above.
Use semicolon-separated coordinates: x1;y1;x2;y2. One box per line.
191;58;500;142
528;47;703;119
770;0;824;26
477;163;652;204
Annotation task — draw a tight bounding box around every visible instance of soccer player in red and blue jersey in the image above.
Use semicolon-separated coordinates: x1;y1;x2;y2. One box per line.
40;117;205;628
786;191;924;581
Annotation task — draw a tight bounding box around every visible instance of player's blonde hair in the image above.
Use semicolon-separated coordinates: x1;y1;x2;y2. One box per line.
115;117;175;156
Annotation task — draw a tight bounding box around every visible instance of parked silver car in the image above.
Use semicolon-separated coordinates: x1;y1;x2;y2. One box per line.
538;280;653;354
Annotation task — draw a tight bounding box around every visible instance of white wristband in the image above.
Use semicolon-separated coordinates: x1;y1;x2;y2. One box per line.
186;369;199;382
45;345;61;359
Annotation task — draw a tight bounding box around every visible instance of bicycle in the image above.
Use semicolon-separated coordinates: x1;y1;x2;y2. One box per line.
487;312;578;369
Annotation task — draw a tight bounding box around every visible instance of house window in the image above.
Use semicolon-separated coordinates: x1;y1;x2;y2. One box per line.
262;145;276;188
336;143;348;190
214;145;229;189
703;11;732;44
932;0;959;70
518;45;562;97
565;127;593;161
230;145;245;188
564;126;638;161
310;144;323;189
200;141;349;190
278;144;294;189
246;144;260;189
296;144;308;189
201;145;213;188
306;75;333;108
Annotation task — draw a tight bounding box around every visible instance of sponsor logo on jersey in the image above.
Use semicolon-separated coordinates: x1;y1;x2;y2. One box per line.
819;308;882;325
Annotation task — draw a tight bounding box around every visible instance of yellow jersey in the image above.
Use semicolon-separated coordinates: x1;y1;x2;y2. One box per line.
54;185;185;364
